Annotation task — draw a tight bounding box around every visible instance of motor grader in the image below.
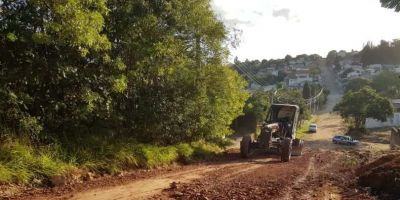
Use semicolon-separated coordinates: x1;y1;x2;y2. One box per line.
240;104;304;162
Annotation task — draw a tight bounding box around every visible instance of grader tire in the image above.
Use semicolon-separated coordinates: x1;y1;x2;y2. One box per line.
240;135;252;158
292;139;304;156
281;138;293;162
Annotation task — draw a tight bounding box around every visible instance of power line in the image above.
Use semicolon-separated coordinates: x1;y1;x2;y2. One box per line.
233;65;263;86
234;63;265;85
238;63;272;86
233;63;265;86
305;88;324;105
233;63;271;86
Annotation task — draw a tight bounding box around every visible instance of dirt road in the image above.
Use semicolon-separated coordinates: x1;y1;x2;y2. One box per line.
27;65;380;200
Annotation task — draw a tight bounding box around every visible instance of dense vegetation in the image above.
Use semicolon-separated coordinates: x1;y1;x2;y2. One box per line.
360;40;400;66
345;71;400;99
334;87;393;129
0;0;249;184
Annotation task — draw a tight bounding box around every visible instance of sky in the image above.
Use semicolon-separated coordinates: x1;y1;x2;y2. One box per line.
211;0;400;61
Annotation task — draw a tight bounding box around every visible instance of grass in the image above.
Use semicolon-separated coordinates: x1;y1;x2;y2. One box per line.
296;115;318;139
0;136;224;185
340;155;360;168
0;138;74;184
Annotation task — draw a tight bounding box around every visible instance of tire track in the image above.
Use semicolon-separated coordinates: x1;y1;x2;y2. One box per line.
68;159;268;200
280;156;316;200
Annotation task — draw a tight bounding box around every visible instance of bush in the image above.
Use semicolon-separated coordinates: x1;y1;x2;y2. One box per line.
135;145;179;168
175;143;195;162
191;140;223;158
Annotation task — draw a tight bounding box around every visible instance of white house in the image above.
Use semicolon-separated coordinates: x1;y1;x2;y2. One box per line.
366;64;383;71
366;99;400;128
286;71;314;88
346;69;364;79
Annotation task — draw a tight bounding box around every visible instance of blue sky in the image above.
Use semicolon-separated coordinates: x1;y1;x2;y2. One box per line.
211;0;400;60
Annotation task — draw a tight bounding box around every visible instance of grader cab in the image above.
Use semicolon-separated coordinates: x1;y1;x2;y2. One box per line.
240;104;304;162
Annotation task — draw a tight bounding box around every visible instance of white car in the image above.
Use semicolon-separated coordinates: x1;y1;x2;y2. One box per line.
308;123;317;133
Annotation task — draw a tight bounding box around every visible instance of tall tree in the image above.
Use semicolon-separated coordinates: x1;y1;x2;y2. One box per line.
345;78;372;93
372;71;400;98
381;0;400;12
0;0;116;140
302;82;311;99
0;0;250;145
334;87;393;129
244;91;270;123
104;0;249;144
326;50;337;66
275;88;310;121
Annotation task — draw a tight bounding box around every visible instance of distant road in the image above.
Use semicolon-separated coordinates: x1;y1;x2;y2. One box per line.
318;61;343;114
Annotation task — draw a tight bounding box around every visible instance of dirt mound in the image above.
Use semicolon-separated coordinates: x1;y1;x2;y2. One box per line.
357;153;400;198
347;128;367;139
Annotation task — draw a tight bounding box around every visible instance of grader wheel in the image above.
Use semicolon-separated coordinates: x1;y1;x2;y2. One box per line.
240;135;252;158
281;138;292;162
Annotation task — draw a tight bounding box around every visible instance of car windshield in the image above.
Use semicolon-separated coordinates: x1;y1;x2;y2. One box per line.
335;136;345;140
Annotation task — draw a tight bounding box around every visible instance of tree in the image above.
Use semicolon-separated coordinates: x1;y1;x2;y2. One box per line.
302;82;311;99
334;87;393;129
104;0;249;144
244;91;270;123
275;89;310;121
0;0;115;140
372;71;400;98
284;55;292;63
345;78;372;92
0;0;250;145
360;39;400;65
381;0;400;12
326;50;337;66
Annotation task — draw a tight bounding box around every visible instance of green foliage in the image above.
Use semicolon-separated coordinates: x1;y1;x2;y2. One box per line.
135;145;179;168
0;0;248;145
302;82;311;99
334;87;394;129
360;40;400;65
190;140;223;158
0;139;72;184
326;50;337;66
296;116;317;139
244;91;270;123
0;134;225;183
345;78;372;92
103;0;248;144
0;0;248;185
345;72;400;98
372;71;400;98
175;143;195;162
381;0;400;12
319;88;330;106
275;89;311;121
